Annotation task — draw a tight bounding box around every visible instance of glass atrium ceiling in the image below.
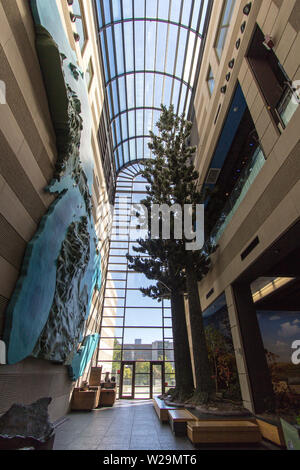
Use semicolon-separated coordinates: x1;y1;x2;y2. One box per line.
95;0;211;171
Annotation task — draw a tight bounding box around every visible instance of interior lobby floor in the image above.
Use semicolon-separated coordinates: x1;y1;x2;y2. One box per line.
53;399;280;451
54;399;195;450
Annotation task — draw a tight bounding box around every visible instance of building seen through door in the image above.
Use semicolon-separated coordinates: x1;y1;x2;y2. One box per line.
96;164;175;398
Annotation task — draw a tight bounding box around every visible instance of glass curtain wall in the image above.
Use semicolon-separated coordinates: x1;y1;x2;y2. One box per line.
97;163;175;398
95;0;211;170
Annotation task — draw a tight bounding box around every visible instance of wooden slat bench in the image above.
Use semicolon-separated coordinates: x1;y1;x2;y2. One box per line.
187;420;262;445
255;417;285;447
168;409;197;436
153;397;183;423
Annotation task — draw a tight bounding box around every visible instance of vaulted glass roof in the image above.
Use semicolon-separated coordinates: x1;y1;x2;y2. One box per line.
95;0;211;171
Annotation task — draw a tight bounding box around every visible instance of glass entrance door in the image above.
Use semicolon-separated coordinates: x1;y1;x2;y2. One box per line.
120;362;135;398
151;362;164;398
135;361;150;399
120;361;165;399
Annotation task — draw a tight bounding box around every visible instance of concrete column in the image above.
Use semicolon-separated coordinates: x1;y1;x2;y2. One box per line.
225;286;254;413
227;283;275;414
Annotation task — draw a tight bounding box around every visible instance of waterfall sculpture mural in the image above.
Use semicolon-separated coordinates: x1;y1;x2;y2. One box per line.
4;0;101;367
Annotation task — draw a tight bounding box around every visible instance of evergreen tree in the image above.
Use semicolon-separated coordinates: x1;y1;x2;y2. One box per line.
128;105;216;403
127;237;195;401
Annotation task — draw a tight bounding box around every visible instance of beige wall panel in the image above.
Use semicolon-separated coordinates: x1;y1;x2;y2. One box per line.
0;174;37;242
260;122;279;157
0;357;73;422
0;255;19;299
1;2;56;165
275;22;297;64
257;0;273;28
271;0;296;44
0;106;54;207
262;2;279;32
288;1;300;32
284;31;300;79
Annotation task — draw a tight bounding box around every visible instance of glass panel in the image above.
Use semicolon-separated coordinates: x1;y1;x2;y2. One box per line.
126;289;161;307
114;24;124;74
122;349;153;361
122;364;134;396
112;0;122;21
146;0;157;18
170;0;181;23
135;21;145;71
103;0;111;23
191;0;202;30
125;308;163;326
98;348;121;362
118;77;127;111
211;147;266;243
135;388;150;398
106;27;116;77
101;327;123;338
158;0;169;19
123;0;132;18
165;25;178;74
135;374;150;386
155;23;168;72
165;373;176;387
123;328;163;344
124;22;134;71
145;22;156;71
135;74;144;108
101;316;124;328
182;0;192;26
136;362;150;373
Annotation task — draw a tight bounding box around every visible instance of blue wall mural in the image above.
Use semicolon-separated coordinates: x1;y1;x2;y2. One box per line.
68;334;100;381
4;0;101;366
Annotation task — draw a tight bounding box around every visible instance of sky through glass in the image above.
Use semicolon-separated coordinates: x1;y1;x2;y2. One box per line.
95;0;210;170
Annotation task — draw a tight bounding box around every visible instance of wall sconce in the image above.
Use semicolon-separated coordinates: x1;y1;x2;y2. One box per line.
243;3;252;15
236;38;241;49
228;59;235;69
221;85;227;94
263;35;275;51
241;21;246;33
67;0;74;5
226;72;231;82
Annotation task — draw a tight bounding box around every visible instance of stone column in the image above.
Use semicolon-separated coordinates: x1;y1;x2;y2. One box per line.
226;283;274;414
225;286;254;412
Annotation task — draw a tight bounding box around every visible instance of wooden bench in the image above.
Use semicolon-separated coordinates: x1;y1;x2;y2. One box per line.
153;397;183;423
187;420;262;445
168;409;197;436
255;417;285;447
71;387;100;411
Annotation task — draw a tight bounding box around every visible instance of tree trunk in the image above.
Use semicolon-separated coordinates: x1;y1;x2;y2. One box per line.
185;257;213;403
170;289;194;400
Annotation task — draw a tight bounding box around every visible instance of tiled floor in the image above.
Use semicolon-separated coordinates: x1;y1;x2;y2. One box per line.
54;399;195;450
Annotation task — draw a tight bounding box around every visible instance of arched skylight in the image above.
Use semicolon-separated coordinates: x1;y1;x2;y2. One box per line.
95;0;211;171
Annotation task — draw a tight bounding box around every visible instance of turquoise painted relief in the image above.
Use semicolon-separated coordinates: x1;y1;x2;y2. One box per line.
3;0;101;366
68;334;100;382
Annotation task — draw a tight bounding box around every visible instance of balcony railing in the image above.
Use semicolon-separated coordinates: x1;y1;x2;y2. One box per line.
211;146;266;244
